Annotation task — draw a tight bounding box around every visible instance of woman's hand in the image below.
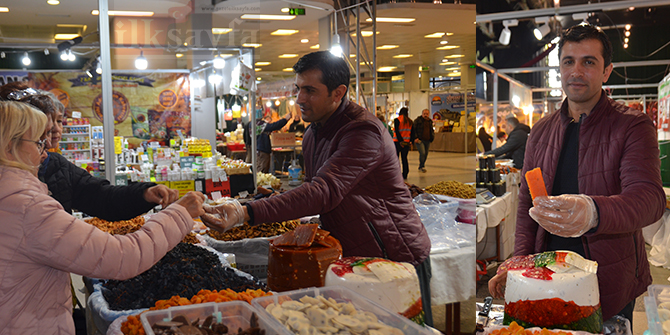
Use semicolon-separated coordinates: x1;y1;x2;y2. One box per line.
173;192;206;218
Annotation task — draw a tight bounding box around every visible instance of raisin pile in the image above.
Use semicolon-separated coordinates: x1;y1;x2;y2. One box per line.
102;243;267;310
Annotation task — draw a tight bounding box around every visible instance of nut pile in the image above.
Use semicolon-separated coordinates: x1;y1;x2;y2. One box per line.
86;216;199;244
207;220;301;241
103;243;267;310
425;180;476;199
264;295;403;335
149;313;264;335
86;216;145;235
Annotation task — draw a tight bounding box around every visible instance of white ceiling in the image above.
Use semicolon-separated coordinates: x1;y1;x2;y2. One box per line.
0;0;475;80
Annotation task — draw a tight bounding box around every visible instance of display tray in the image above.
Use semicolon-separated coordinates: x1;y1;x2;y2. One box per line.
251;286;433;335
140;300;291;335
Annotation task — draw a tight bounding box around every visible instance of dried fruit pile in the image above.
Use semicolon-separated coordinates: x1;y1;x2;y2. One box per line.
121;288;273;335
148;313;263;335
425;180;476;199
86;216;199;244
490;321;573;335
102;243;267;310
207;220;300;241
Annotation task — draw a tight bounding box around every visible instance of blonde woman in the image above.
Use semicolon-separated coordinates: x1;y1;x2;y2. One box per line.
0;101;207;334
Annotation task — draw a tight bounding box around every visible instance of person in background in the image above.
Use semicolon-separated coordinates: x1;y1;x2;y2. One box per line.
42;90;65;153
411;108;434;173
247;112;292;173
393;107;413;180
477;127;493;152
488;24;665;325
377;112;393;138
0;100;209;334
483;117;529;169
288;111;306;135
203;51;433;326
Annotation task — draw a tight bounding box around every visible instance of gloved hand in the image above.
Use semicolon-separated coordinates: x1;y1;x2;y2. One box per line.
488;270;507;299
200;200;246;232
528;194;598;238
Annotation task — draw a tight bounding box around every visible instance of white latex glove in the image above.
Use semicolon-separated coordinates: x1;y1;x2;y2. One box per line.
529;194;598;238
200;200;245;232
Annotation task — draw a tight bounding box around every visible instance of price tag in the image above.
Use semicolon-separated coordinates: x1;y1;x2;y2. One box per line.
180;156;195;169
220;171;228;182
211;191;222;202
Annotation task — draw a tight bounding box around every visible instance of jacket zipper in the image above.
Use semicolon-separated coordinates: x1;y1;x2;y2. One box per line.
367;222;388;259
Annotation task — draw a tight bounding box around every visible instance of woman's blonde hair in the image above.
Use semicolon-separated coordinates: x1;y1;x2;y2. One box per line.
0;101;48;171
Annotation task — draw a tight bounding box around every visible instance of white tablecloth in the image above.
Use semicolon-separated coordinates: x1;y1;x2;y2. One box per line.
429;245;475;305
475;174;519;261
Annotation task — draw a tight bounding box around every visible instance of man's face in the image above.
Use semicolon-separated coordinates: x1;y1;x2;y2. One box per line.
559;39;613;106
503;121;514;134
294;68;344;124
422;109;430;119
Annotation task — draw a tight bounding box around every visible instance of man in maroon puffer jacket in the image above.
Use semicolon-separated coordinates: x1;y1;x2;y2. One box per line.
204;51;434;325
489;24;665;325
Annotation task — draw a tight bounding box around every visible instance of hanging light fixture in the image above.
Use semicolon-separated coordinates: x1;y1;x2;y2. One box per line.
213;54;225;69
135;50;148;70
67;49;76;61
534;16;551;40
60;50;68;61
96;58;102;74
330;16;343;57
21;52;31;66
499;19;517;46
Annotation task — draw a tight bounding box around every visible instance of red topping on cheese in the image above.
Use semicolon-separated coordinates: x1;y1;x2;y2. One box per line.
522;267;554;280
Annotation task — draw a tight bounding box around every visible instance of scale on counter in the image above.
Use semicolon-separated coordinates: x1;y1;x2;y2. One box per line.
476;188;496;205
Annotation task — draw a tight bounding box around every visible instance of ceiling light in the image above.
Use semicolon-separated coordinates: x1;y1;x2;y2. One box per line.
330;34;343;57
499;19;517;46
1;52;5;58
445;54;464;58
176;53;184;58
624;38;629;43
266;101;272;107
275;100;281;106
424;32;446;38
377;45;399;50
534;17;551;40
271;29;299;36
86;69;92;78
281;7;290;13
44;49;49;55
440;40;449;45
365;17;415;23
310;44;320;49
91;10;154;16
378;66;397;72
283;68;293;72
96;60;102;74
623;43;628;49
437;45;459;50
279;54;298;58
289;100;295;106
440;61;456;65
255;62;271;66
243;43;262;48
213;56;225;69
47;0;60;5
301;39;309;43
212;28;232;34
67;49;75;61
241;14;295;21
257;77;262;81
351;31;378;37
0;7;9;12
21;52;31;66
628;7;635;11
625;24;632;30
444;67;460;71
54;34;81;40
60;51;68;61
447;72;461;77
350;54;356;58
393;54;413;58
624;31;630;37
135;50;147;70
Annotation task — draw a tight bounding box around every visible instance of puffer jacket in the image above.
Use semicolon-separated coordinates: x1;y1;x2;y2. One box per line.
516;91;665;320
484;124;530;169
41;152;156;220
0;165;193;335
249;100;431;265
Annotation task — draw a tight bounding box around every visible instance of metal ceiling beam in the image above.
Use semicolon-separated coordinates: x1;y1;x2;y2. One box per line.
476;0;670;22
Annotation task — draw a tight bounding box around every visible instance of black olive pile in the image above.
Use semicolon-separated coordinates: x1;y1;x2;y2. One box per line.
101;243;267;310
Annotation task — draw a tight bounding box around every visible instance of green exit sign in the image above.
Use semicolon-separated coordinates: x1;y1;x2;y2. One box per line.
469;64;476;69
289;8;306;15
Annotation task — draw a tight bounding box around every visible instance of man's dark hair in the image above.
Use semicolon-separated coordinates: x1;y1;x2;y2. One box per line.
506;117;520;128
558;24;613;68
293;51;350;96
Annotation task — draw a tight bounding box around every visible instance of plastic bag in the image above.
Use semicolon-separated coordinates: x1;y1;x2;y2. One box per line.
413;193;475;251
